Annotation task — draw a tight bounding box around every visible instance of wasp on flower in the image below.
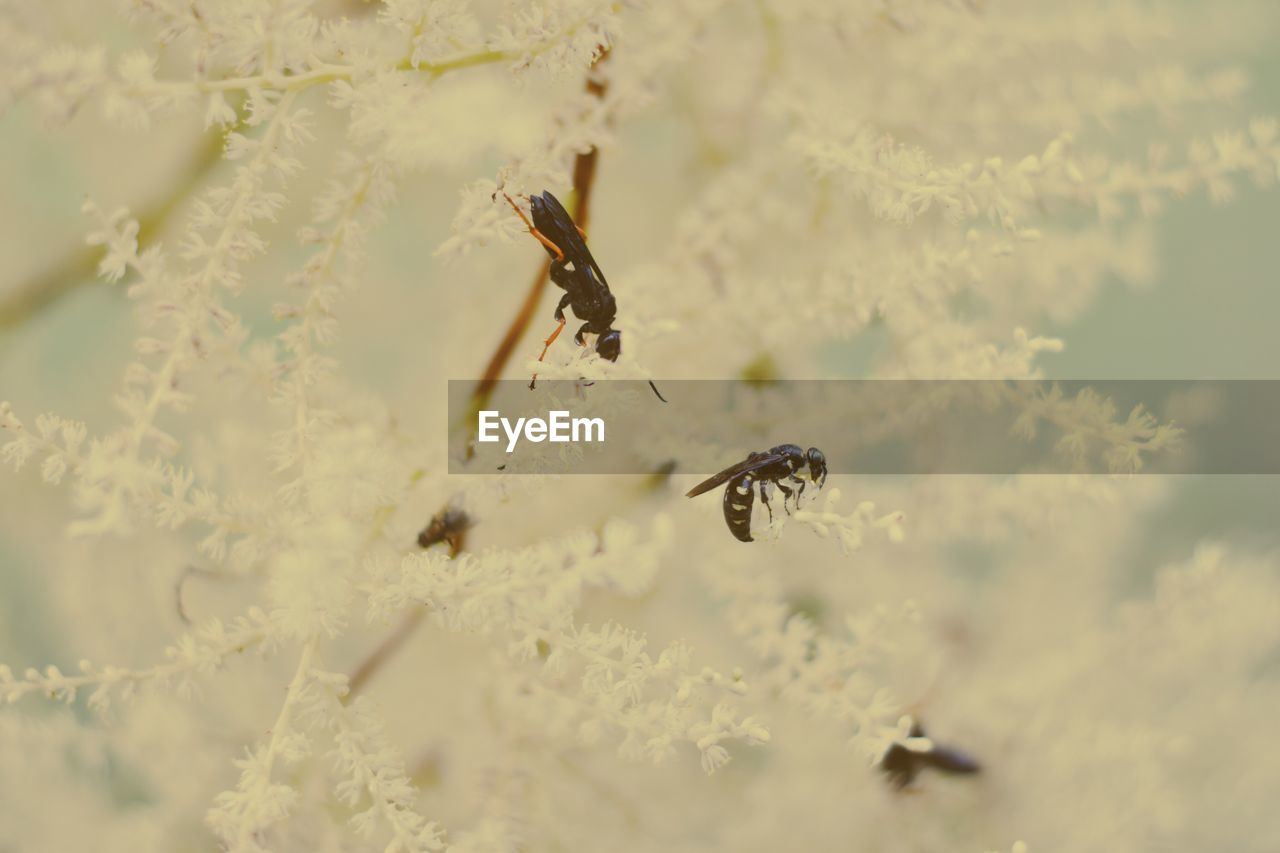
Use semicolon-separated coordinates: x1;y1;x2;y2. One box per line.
496;189;665;400
686;444;828;542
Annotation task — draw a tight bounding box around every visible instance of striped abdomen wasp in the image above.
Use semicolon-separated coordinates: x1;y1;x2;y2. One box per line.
685;444;827;542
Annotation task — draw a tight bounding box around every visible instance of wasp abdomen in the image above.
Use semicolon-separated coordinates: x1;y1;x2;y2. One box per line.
723;472;757;542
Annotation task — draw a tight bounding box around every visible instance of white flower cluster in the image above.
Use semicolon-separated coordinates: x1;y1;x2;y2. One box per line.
0;0;1277;850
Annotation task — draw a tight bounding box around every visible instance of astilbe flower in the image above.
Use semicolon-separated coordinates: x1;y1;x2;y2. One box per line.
0;0;1278;850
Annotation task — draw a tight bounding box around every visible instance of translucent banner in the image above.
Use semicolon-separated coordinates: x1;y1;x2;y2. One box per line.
447;380;1280;475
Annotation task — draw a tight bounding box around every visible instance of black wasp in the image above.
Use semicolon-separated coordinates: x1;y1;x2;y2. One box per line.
879;719;981;790
685;444;827;542
499;190;663;400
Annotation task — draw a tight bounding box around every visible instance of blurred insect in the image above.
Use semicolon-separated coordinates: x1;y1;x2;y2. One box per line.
685;444;827;542
497;190;664;401
416;507;472;556
644;459;678;494
878;719;981;790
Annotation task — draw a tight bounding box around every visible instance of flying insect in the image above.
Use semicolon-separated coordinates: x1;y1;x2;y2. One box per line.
878;719;981;790
685;444;827;542
498;190;664;401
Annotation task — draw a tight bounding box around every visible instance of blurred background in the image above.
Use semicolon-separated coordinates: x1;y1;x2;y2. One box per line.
2;1;1279;850
4;3;1279;664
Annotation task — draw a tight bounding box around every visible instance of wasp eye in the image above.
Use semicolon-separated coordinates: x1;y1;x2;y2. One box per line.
596;330;621;361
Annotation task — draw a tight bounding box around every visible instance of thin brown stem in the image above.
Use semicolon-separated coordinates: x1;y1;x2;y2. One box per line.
571;47;609;233
345;608;428;698
468;258;553;416
345;523;468;701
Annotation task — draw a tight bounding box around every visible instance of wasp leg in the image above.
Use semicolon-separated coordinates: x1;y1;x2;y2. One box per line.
554;292;571;322
576;225;588;241
777;475;810;512
777;480;795;514
501;192;565;262
576;332;592;389
759;479;776;523
529;317;568;390
573;322;594;346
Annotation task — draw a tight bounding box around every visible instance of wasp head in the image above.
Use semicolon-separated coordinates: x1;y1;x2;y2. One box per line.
806;447;827;487
596;329;622;362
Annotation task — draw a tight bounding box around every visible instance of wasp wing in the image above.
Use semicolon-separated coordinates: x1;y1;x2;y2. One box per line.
685;452;786;498
921;746;981;776
530;191;578;248
534;191;610;290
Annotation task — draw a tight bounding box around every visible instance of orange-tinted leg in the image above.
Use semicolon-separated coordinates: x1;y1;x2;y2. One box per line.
529;317;568;389
501;193;565;261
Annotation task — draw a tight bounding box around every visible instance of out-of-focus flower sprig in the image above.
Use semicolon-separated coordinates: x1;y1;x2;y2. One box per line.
796;119;1280;232
701;556;916;759
1009;382;1184;473
362;515;770;772
785;487;906;554
0;608;275;711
